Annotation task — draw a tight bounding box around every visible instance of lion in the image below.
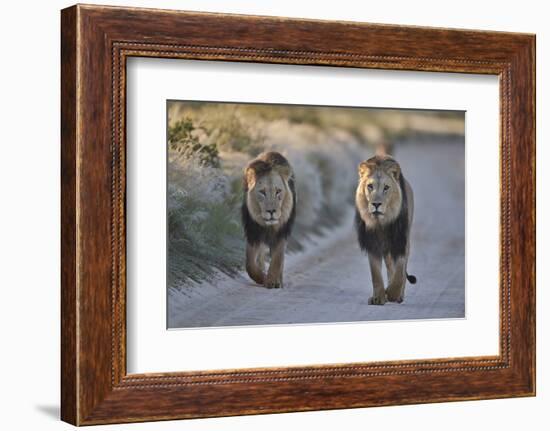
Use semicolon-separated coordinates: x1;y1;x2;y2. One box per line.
241;152;296;289
355;154;417;305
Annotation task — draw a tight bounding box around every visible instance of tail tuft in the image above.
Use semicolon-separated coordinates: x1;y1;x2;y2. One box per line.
406;273;417;284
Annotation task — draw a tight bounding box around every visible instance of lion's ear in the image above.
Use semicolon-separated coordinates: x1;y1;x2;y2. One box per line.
358;161;371;178
244;167;257;191
274;164;292;182
385;160;401;180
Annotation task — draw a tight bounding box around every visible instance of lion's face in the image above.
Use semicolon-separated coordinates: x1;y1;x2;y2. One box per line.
247;171;292;228
252;172;287;226
361;170;398;218
356;156;403;227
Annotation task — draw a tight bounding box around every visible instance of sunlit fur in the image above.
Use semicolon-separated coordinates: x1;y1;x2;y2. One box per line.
241;152;296;288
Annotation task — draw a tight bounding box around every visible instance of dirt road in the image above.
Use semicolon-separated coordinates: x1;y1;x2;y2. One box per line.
168;140;465;328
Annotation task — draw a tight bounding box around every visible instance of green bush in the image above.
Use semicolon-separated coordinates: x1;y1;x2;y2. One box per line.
168;118;220;167
167;182;245;287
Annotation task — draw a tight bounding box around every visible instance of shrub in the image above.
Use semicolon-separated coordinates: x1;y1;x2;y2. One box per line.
168;118;220;168
167;154;245;287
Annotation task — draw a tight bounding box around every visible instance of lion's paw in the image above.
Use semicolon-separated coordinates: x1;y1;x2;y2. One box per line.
386;289;404;303
368;293;386;305
265;278;282;289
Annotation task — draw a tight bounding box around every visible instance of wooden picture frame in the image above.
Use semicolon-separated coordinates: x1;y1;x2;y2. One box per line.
61;4;535;425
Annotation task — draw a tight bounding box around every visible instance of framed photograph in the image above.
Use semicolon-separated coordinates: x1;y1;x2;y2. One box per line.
61;4;535;425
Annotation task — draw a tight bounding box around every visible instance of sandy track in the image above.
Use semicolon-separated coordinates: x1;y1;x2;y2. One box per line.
168;140;465;328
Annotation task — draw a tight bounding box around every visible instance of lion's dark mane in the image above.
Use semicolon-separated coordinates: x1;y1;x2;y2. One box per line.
241;177;296;247
355;174;409;259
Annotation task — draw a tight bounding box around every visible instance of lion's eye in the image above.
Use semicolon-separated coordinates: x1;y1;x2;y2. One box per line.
276;189;282;195
259;190;266;197
383;185;390;192
367;184;374;191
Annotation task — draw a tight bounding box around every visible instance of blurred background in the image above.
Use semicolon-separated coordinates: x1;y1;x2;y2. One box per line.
167;100;464;293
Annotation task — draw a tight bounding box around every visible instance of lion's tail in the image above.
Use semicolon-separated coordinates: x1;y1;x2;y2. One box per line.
406;272;417;284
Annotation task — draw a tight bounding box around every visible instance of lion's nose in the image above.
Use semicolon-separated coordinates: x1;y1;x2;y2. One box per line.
266;209;276;216
372;202;382;210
